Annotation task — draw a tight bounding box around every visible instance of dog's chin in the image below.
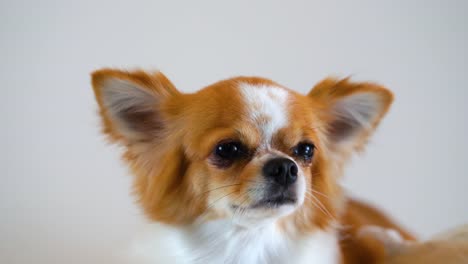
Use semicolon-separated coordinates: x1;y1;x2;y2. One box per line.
229;191;305;226
250;193;298;209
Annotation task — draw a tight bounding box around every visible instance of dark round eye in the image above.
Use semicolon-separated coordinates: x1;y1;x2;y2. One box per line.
215;141;245;160
293;142;315;161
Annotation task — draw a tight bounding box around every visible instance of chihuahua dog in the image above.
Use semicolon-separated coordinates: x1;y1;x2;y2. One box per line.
91;69;414;264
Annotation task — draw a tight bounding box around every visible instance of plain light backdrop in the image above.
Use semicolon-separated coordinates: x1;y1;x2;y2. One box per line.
2;0;467;263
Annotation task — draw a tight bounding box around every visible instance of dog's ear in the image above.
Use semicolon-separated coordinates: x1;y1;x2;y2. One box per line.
91;69;179;143
308;78;393;155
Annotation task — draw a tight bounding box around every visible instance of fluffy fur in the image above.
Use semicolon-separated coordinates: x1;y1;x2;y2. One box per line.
358;224;468;263
91;69;413;264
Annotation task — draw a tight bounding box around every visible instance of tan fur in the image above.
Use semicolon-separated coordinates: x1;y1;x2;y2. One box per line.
357;225;468;264
339;199;415;264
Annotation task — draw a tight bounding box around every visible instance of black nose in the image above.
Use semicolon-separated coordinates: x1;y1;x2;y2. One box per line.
262;158;298;186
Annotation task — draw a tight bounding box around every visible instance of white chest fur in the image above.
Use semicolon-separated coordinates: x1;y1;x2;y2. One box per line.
130;220;340;264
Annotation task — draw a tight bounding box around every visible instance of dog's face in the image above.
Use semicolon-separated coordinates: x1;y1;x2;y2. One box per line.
92;70;392;232
176;78;320;225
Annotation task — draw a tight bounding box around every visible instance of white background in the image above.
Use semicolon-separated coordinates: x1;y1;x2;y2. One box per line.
2;0;467;263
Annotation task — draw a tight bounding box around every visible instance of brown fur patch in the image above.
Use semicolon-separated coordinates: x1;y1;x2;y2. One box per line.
339;199;416;264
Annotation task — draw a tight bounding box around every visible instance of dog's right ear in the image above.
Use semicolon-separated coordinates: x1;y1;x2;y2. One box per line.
91;69;179;143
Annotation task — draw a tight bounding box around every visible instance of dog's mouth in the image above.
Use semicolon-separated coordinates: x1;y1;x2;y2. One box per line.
251;193;297;208
231;190;298;210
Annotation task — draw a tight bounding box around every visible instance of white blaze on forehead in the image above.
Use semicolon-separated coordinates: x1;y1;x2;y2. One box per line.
239;83;289;146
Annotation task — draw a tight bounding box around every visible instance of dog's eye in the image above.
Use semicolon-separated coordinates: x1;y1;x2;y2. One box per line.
293;142;315;161
214;141;245;161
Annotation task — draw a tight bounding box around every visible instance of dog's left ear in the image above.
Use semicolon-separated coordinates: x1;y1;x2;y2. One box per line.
308;78;393;154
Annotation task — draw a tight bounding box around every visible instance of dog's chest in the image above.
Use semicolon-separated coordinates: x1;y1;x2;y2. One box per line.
135;221;340;264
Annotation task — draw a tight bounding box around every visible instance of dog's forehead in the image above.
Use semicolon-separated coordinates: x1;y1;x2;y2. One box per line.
239;83;290;145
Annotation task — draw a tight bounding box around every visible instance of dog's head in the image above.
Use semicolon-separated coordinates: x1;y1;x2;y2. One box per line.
91;69;392;232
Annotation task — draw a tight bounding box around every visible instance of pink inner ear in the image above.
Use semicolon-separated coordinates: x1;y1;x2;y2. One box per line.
100;78;163;140
327;92;381;143
117;106;163;134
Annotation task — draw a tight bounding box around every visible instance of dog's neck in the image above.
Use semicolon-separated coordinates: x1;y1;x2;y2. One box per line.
134;219;340;264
